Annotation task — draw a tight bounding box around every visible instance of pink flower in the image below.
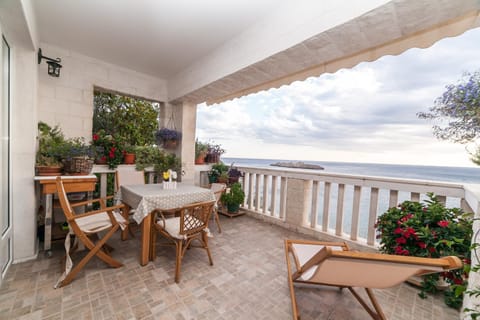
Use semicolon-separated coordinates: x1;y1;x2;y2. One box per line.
394;228;403;234
417;242;426;249
438;220;449;228
395;237;407;244
403;227;416;238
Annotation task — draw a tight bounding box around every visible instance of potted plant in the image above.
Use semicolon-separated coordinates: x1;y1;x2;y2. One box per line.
220;182;245;213
208;162;229;183
228;164;243;184
206;142;225;163
91;130;124;169
195;139;208;164
123;144;136;164
35;122;67;176
375;193;472;308
61;137;94;175
155;128;181;149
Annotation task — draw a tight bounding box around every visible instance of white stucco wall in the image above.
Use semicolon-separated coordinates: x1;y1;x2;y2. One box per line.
37;43;168;140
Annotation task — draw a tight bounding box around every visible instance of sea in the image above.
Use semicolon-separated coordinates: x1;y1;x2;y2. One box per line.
222;157;480;239
223;157;480;184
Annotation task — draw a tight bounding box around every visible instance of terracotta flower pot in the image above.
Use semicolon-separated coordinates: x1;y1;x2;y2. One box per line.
123;153;136;164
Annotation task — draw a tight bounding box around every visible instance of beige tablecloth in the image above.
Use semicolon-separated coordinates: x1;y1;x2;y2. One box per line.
120;183;216;224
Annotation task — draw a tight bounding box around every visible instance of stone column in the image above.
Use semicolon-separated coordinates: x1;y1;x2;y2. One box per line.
285;178;312;227
172;101;196;184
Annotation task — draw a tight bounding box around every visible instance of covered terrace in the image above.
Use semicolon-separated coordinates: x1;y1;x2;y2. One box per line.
1;0;480;318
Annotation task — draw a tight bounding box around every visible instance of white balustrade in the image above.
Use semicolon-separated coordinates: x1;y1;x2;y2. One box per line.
235;166;480;249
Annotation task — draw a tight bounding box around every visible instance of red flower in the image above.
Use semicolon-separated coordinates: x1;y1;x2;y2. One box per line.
403;227;416;238
395;237;407;244
93;134;99;141
438;220;449;228
428;247;436;253
417;242;426;249
394;227;403;234
453;278;463;285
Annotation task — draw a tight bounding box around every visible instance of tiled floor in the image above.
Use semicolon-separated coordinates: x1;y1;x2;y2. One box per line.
0;214;460;320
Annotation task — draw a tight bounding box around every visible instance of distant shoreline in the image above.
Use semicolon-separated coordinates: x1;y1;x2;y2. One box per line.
270;161;324;170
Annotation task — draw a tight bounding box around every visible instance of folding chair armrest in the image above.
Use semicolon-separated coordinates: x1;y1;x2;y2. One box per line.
67;203;125;222
70;195;115;208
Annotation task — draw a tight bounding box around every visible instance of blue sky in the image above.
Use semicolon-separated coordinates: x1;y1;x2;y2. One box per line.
196;27;480;168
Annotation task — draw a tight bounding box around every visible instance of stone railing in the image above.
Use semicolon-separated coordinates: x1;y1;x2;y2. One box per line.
236;166;480;246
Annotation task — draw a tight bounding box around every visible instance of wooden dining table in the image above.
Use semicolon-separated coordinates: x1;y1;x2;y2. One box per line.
119;183;216;265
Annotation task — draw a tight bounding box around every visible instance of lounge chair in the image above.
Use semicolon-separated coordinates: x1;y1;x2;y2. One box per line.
284;239;463;320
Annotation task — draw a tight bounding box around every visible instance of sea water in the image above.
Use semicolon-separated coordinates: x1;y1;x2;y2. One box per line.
222;157;480;239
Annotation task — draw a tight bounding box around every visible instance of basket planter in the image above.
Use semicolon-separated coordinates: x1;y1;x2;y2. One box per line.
63;157;93;175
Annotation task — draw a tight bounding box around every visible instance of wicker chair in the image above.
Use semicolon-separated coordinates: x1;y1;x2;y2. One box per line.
150;200;216;283
210;183;226;233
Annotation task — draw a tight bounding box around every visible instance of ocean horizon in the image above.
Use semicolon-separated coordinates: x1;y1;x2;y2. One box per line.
222;157;480;184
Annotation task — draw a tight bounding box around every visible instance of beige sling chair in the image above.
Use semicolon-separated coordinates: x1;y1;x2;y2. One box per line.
115;166;145;239
210;183;226;233
150;200;216;283
284;239;463;320
54;176;127;288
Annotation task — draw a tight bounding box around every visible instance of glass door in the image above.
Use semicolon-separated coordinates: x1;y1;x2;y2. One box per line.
0;34;11;282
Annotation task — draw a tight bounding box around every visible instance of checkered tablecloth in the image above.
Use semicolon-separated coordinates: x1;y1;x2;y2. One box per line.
120;183;216;224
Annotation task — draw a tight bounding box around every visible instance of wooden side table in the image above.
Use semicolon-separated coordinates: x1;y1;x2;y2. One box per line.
34;175;97;256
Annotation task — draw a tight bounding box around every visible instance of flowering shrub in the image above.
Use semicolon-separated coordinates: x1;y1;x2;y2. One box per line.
375;193;473;308
92;130;124;169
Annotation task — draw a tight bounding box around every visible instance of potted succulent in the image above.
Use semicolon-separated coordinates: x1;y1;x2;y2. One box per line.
156;128;181;149
195;139;208;164
220;182;245;213
35;122;67;176
375;193;472;308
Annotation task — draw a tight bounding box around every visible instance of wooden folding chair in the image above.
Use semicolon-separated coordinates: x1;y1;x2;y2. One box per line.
54;176;127;288
284;239;463;320
210;183;226;233
115;166;145;239
150;200;216;283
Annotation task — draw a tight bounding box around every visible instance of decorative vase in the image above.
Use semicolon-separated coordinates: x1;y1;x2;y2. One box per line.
123;153;136;164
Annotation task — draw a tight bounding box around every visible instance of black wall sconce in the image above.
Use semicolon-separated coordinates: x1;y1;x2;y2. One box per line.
38;48;62;77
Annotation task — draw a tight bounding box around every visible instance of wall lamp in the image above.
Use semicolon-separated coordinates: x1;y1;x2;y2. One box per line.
38;48;62;77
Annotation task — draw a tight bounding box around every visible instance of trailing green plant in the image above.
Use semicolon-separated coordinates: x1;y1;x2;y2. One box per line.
375;193;473;308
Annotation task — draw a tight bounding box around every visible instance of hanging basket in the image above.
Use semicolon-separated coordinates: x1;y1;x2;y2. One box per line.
63;157;94;175
163;139;178;149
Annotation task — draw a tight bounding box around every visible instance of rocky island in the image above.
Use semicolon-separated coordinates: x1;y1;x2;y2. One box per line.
270;161;324;170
